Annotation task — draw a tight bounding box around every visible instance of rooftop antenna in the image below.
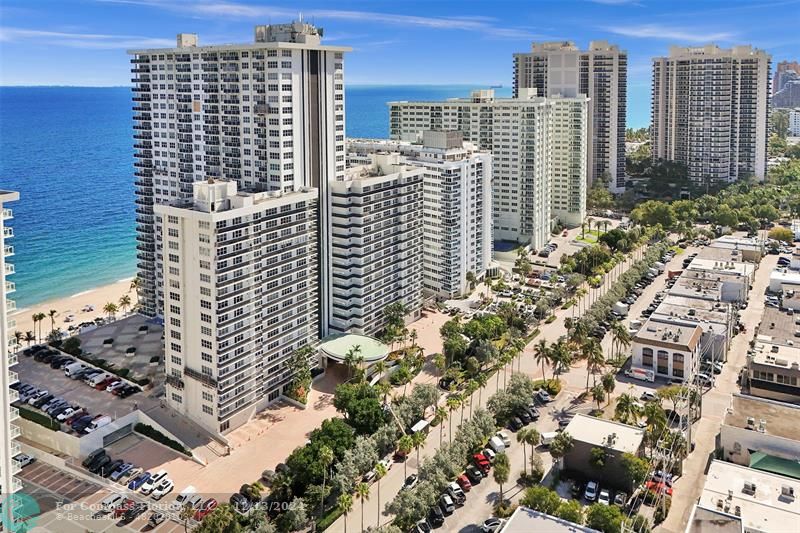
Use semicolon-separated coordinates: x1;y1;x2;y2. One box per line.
298;12;303;23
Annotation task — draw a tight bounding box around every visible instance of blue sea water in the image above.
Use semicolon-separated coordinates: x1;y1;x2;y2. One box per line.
0;84;509;308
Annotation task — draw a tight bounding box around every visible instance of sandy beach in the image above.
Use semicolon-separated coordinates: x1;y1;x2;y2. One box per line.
10;278;139;343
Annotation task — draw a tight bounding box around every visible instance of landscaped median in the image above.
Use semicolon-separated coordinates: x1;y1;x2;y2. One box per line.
19;404;61;431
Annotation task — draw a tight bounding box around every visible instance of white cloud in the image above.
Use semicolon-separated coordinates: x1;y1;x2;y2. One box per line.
603;24;736;42
0;27;174;48
97;0;543;40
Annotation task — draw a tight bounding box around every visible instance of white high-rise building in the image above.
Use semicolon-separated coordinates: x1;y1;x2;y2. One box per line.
652;44;771;185
789;108;800;137
329;155;424;334
389;89;588;248
513;41;627;192
347;131;493;298
154;180;319;434
129;23;349;319
0;190;21;509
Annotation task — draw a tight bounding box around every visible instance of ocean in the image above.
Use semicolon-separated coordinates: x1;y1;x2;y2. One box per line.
0;85;512;308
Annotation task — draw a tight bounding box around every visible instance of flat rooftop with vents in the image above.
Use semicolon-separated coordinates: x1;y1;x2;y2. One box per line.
633;318;703;352
756;307;799;347
699;460;800;532
724;393;800;442
562;414;645;453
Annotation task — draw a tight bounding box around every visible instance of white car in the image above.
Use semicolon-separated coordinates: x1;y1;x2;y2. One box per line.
598;488;611;505
100;493;124;510
537;390;552;403
640;391;659;402
584;481;599;502
139;469;168;495
151;478;174;500
495;431;511;448
106;381;125;393
378;457;392;471
56;407;77;421
13;454;35;468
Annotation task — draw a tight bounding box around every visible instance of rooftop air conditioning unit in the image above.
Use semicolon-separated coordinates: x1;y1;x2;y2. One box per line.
781;485;795;499
743;482;756;495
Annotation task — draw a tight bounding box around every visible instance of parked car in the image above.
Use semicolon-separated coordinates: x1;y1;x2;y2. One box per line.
109;462;134;482
446;482;466;505
107;381;126;393
100;493;124;511
464;465;483;484
127;472;151;491
55;407;79;422
456;474;472;492
119;502;147;524
614;491;628;507
481;517;506;533
598;488;611;505
148;513;166;527
89;455;112;475
640;391;659;402
229;493;251;515
439;494;455;515
584;480;599;501
413;520;432;533
140;469;168;494
82;448;106;468
13;454;35;468
428;505;445;528
507;416;523;431
482;448;497;464
496;431;512;447
151;478;174;500
194;498;218;520
402;474;418;491
101;459;124;478
113;499;136;519
536;390;552;403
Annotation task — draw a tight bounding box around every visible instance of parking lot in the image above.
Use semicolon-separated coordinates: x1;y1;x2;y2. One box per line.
14;349;149;436
17;461;184;532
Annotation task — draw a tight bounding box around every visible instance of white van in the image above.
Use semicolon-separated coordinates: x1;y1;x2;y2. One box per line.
175;485;197;505
89;373;112;387
487;436;506;453
541;432;559;446
64;362;87;377
84;415;111;433
624;367;655;383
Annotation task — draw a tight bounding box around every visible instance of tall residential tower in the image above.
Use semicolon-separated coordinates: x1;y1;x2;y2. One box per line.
513;41;627;192
0;190;21;515
129;23;349;320
389;89;588;247
651;45;771;185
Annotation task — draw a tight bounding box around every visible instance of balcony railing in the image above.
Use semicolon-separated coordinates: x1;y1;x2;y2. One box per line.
9;423;20;439
3;227;13;238
6;281;15;294
2;209;11;220
5;245;14;257
6;299;16;312
4;263;13;275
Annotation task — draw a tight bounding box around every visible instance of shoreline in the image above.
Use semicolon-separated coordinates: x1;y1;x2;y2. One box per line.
10;278;139;342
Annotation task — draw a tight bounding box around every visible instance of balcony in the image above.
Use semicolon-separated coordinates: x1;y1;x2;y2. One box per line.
9;423;21;440
6;299;16;312
5;263;14;275
10;406;19;423
4;227;13;238
2;208;11;220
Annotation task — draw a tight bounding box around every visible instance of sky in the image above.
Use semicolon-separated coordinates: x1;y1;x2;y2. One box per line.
1;0;799;128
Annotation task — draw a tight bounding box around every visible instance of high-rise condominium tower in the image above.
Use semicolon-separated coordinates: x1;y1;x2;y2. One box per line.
154;181;319;434
0;190;21;515
651;45;771;185
329;156;424;334
389;89;588;248
347;132;494;299
513;41;627;192
129;23;349;320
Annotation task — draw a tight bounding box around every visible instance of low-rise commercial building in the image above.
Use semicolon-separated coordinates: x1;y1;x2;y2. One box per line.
720;394;800;480
685;505;743;533
631;318;703;380
709;237;764;262
561;414;645;491
746;339;800;404
769;269;800;294
698;460;800;533
500;506;599;533
328;154;424;335
651;295;735;363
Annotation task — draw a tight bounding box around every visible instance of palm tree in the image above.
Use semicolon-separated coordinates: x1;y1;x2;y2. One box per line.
575;286;588;316
412;431;426;470
343;345;362;379
522;427;540;468
119;294;132;315
35;312;46;342
374;462;387;529
614;393;640;424
373;360;387;383
398;435;413;478
517;428;531;475
464;380;479;419
435;407;447;446
474;372;488;407
549;340;573;382
583;339;605;391
466;271;477;291
533;339;550;382
601;372;616;406
12;331;23;351
433;353;447;377
102;302;118;321
47;309;58;333
24;331;35;347
591;383;606;409
319;445;334;522
129;276;140;293
611;321;631;363
493;452;510;504
409;329;418;349
179;504;195;533
338;494;353;533
446;394;460;443
356;482;370;532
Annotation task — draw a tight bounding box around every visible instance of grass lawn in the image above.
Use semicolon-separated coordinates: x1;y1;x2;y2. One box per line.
576;229;603;243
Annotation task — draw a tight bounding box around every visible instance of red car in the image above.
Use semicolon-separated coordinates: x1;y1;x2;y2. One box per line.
457;474;472;492
95;377;116;390
113;499;135;518
645;481;673;496
194;498;218;520
472;454;490;474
